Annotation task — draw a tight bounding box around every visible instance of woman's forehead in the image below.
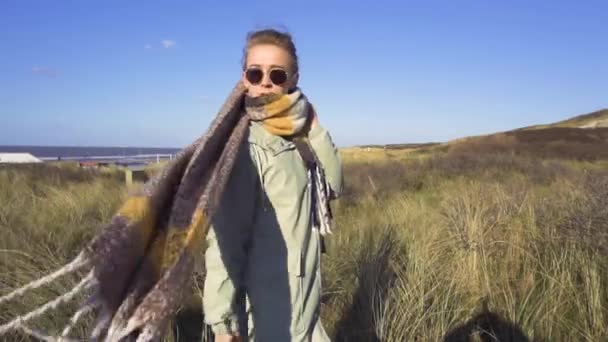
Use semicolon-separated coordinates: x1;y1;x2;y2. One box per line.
246;44;291;67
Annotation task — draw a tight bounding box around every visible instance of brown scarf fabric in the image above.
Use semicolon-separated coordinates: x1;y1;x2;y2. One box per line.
85;81;250;341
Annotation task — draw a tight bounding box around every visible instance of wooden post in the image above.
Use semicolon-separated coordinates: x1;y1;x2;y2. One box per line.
125;169;133;186
125;167;148;186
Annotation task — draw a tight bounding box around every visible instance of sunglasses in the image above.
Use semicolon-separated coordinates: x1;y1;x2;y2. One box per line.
245;67;290;86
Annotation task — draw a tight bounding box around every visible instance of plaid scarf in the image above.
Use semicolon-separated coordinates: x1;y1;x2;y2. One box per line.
245;88;310;136
86;82;250;341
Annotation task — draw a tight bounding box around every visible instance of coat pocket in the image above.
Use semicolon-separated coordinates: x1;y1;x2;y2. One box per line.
289;250;307;335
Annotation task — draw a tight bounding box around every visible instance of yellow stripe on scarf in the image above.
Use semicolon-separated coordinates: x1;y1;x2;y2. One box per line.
117;196;157;251
161;209;209;272
145;230;167;278
264;95;294;117
263;117;295;136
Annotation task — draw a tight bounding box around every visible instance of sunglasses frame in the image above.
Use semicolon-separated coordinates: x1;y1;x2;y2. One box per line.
245;66;292;86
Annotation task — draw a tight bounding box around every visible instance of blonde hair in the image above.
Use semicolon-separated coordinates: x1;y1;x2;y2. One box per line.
242;28;299;73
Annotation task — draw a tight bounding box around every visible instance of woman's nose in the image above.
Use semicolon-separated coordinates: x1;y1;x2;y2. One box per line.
261;74;272;87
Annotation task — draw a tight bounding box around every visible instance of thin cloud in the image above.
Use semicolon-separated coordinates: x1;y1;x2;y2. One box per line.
161;39;176;48
144;43;152;49
31;67;58;78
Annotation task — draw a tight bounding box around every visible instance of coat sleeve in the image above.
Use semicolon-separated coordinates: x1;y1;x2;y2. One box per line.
308;121;343;198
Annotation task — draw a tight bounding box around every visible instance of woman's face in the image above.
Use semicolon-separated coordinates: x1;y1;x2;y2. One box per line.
243;44;298;97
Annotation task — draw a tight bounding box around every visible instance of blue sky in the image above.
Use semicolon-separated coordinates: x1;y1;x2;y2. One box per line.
1;0;606;148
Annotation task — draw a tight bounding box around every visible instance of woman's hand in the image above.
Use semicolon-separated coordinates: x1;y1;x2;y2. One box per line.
215;334;242;342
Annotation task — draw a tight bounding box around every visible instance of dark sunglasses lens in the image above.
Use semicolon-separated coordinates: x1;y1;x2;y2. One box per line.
246;69;263;84
269;69;288;85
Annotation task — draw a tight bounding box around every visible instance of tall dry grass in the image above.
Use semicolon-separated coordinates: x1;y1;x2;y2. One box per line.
0;163;125;341
322;151;607;341
0;151;607;341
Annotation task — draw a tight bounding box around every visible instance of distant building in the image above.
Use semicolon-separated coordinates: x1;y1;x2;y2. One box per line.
0;153;43;164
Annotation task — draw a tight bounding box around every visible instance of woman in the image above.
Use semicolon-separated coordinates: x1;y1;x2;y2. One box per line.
202;29;343;342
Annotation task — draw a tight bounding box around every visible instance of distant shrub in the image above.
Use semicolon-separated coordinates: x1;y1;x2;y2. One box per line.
446;127;608;161
341;151;574;204
0;162;123;188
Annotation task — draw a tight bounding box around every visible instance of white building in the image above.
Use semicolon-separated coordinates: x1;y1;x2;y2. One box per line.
0;153;43;163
